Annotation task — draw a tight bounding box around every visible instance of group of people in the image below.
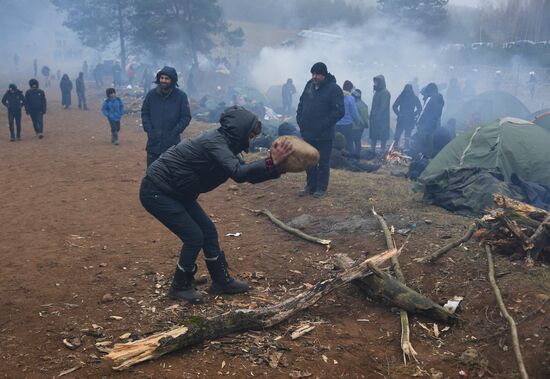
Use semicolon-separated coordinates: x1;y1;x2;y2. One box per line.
59;72;88;110
2;80;47;141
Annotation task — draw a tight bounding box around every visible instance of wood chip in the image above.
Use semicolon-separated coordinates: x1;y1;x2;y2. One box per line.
95;341;112;347
58;365;82;377
322;354;328;363
119;333;131;340
268;351;283;368
291;325;315;340
109;315;123;320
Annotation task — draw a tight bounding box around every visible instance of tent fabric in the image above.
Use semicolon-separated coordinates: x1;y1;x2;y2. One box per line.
533;112;550;132
444;91;530;130
419;117;550;187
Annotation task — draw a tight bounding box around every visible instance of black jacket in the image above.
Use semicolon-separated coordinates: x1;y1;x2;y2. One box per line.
2;90;25;111
392;84;422;129
24;88;47;114
141;67;191;154
417;83;444;134
75;76;85;94
146;106;280;200
296;73;344;141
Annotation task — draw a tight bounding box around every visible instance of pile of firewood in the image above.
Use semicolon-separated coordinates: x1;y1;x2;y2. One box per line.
476;194;549;264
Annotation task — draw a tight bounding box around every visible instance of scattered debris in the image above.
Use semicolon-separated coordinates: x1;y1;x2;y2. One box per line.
101;294;114;303
62;337;81;350
57;365;82;377
290;324;315;340
225;232;242;237
443;296;464;314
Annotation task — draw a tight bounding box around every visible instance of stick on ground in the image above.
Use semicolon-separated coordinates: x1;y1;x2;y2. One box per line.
485;244;529;379
246;208;331;249
105;247;399;370
415;222;477;264
372;208;417;364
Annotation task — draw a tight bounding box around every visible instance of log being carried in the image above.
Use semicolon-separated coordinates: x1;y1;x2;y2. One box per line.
139;105;320;305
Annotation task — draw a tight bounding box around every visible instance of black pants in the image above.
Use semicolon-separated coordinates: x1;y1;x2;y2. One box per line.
147;152;160;168
304;139;332;192
108;119;120;134
336;124;354;154
7;109;22;139
394;126;413;149
139;178;221;272
350;128;364;157
282;98;292;115
77;92;87;109
29;111;44;135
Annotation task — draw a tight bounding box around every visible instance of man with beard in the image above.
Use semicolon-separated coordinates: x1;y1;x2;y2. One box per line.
296;62;344;198
141;66;192;167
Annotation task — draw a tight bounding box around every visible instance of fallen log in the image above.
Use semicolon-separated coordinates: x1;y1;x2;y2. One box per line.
372;208;417;364
105;247;399;370
246;208;331;249
485;244;529;379
415;222;477;263
527;215;550;261
493;194;548;222
334;254;458;324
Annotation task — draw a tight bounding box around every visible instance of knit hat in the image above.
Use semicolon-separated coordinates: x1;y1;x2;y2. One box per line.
310;62;328;76
29;79;39;87
343;80;354;92
9;84;17;91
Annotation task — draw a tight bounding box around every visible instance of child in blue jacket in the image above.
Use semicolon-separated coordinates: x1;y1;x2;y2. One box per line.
101;88;125;145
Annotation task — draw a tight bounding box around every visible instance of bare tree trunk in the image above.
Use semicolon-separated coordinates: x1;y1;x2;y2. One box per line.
117;0;127;71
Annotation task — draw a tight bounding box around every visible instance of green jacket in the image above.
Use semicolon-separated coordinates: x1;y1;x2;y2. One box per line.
352;99;369;131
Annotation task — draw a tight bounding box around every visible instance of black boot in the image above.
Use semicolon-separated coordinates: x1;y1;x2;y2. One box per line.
167;265;203;304
205;252;249;295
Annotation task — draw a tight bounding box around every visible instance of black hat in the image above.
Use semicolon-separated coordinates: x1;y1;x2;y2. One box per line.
29;78;39;87
9;84;17;91
310;62;328;76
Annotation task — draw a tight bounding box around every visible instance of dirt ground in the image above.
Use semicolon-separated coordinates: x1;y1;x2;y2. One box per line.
0;88;549;379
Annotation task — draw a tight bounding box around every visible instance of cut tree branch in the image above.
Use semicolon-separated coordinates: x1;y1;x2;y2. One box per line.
372;208;417;364
415;222;477;263
105;247;399;370
246;208;331;249
334;254;458;324
485;244;529;379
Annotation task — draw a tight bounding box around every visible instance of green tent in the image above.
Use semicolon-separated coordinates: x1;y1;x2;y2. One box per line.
444;91;530;130
534;112;550;132
420;117;550;186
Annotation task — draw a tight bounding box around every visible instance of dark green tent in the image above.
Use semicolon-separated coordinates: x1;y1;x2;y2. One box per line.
444;91;530;130
534;112;550;132
420;117;550;186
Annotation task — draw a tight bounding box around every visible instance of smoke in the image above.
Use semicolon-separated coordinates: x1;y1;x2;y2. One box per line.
250;18;448;100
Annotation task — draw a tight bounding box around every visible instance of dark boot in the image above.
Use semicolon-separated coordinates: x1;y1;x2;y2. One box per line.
167;265;203;304
205;252;249;295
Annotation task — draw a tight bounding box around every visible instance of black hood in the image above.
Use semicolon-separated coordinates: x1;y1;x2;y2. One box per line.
155;66;178;87
421;83;439;98
218;106;259;154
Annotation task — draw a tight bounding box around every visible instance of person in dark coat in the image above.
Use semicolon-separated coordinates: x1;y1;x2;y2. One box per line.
60;74;73;109
369;75;391;154
41;65;51;88
24;79;47;139
112;62;122;87
413;82;445;158
392;84;421;150
140;106;293;303
141;66;192;167
281;78;296;116
142;66;152;95
296;62;344;198
2;84;26;141
75;72;88;110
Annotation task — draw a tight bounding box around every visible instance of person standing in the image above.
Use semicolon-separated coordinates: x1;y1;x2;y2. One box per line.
140;106;293;303
335;80;361;155
350;88;369;158
41;65;51;88
296;62;344;198
281;78;296;116
101;88;125;145
94;64;104;88
112;62;122;87
369;75;391;155
33;58;38;78
60;74;73;109
2;84;26;141
141;66;192;167
413;83;445;158
75;72;88;110
142;66;152;94
392;84;421;150
24;79;47;139
82;60;89;79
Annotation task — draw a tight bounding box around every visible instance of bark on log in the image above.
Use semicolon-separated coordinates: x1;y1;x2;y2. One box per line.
334;254;458;324
493;194;548;222
527;215;550;260
105;247;399;370
415;222;477;263
246;208;331;249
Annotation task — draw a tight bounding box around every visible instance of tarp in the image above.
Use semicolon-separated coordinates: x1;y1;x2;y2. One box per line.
533;112;550;132
444;91;530;130
420;117;550;187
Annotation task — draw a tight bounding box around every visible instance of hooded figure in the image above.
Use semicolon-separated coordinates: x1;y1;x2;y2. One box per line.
296;62;344;197
140;105;293;304
141;66;192;167
392;84;421;149
413;83;445;158
75;72;88;110
369;75;391;154
25;79;47;138
60;74;72;108
336;80;361;154
2;84;26;141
